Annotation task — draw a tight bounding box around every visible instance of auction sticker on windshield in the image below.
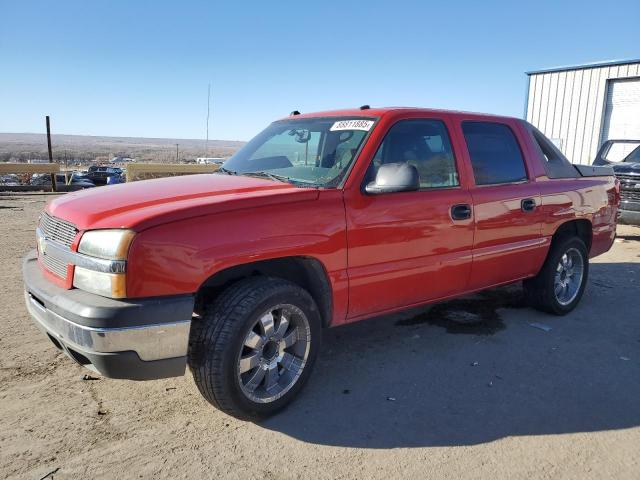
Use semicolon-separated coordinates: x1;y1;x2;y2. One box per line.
330;119;375;131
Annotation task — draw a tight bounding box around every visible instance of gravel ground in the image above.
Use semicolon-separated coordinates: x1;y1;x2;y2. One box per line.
0;193;639;480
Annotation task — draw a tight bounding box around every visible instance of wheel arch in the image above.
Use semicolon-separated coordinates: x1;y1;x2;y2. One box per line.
551;219;593;252
194;256;333;327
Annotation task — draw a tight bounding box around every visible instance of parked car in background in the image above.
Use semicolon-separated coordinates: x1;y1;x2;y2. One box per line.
70;171;92;183
0;174;21;186
106;172;125;185
196;157;226;165
87;166;124;185
30;173;95;191
23;107;619;420
593;139;640;225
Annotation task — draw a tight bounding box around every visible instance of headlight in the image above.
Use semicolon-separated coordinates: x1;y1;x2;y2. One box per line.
78;229;135;260
74;229;135;298
73;266;127;298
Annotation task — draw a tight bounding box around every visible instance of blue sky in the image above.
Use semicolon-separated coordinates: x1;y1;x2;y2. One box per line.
1;0;638;141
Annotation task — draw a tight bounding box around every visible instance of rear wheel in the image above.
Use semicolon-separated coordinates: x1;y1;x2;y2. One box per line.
188;277;321;420
524;236;589;315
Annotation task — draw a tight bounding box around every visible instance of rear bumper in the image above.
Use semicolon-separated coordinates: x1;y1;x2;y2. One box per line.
23;251;194;380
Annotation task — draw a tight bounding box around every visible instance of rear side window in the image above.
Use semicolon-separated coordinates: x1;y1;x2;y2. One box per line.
462;121;527;185
527;124;578;178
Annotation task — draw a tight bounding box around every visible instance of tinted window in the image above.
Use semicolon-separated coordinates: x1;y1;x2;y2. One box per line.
528;125;578;178
367;119;459;189
462;122;527;185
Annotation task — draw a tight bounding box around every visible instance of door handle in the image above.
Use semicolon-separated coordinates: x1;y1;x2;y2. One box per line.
521;198;537;212
451;203;472;220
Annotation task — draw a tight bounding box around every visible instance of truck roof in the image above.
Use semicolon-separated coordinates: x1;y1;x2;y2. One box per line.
283;107;520;122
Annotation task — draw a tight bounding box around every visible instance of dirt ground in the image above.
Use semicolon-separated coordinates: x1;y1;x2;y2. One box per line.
1;194;639;480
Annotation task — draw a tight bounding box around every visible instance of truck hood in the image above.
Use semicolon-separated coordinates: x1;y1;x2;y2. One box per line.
47;174;319;231
613;162;640;175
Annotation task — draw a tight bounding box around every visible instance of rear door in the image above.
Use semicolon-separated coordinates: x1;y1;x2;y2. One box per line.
459;119;545;289
344;116;474;320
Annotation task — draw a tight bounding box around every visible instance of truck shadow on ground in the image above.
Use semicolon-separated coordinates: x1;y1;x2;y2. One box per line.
262;261;640;448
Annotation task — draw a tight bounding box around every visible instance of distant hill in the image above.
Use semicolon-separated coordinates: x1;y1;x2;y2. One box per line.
0;132;245;163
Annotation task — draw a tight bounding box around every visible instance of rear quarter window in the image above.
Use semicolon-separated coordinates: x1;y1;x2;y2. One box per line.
527;124;579;178
462;121;527;185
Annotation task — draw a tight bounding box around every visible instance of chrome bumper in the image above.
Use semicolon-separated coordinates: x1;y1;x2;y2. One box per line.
23;250;195;380
25;291;191;362
618;208;640;226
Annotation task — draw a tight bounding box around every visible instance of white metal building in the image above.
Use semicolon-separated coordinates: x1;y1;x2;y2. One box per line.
525;59;640;164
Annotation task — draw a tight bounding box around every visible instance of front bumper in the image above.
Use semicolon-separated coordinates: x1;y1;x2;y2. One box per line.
618;200;640;225
619;209;640;225
23;251;195;380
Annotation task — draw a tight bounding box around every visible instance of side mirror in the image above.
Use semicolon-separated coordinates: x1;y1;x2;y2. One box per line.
365;162;420;194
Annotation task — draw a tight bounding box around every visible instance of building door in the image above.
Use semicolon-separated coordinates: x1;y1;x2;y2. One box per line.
602;77;640;144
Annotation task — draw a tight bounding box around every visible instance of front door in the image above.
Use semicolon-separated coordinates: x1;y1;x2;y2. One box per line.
344;118;474;320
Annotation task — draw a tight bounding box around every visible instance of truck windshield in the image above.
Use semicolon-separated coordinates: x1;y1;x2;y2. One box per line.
221;117;376;187
604;141;640;163
623;145;640;163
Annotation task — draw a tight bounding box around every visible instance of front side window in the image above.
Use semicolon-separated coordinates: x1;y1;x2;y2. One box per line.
462;121;527;185
223;117;375;187
366;119;459;189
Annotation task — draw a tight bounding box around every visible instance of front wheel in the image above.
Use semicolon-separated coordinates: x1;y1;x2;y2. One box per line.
188;277;321;420
524;236;589;315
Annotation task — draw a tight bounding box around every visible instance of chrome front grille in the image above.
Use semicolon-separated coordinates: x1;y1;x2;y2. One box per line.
621;190;640;201
616;174;640;183
38;212;76;279
39;212;78;248
42;252;68;279
616;174;640;189
616;174;640;203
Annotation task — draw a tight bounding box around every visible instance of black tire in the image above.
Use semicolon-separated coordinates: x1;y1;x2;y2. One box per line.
188;277;322;420
523;236;589;315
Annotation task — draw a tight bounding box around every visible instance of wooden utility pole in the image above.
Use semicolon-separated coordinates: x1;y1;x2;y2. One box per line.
206;83;211;153
46;116;57;192
175;143;179;162
64;150;69;185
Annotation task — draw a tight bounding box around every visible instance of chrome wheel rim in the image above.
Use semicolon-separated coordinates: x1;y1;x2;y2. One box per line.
554;247;584;306
237;304;311;404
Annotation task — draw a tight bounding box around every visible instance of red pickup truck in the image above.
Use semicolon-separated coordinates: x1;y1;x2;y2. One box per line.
23;107;619;419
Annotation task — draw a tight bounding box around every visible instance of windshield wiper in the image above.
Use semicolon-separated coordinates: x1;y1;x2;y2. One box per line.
216;167;237;175
240;171;292;184
217;168;296;184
